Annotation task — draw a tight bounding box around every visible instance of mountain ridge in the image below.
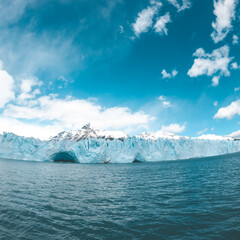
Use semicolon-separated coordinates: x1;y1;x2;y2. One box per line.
49;123;235;142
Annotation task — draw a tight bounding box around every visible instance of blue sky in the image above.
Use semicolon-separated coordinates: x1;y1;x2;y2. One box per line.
0;0;239;139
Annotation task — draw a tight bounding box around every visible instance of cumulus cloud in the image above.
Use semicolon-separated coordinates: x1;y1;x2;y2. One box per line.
232;34;238;44
0;64;15;108
161;69;178;79
167;0;191;12
188;45;232;76
188;45;233;86
212;76;220;87
214;99;240;119
211;0;237;43
231;62;240;69
158;95;172;108
213;101;218;106
132;2;162;37
154;12;171;35
161;123;186;133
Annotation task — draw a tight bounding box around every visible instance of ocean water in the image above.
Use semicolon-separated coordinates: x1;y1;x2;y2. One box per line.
0;154;240;240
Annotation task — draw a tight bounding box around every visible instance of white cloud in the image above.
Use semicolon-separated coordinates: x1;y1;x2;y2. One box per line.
0;64;156;140
214;99;240;119
158;95;172;108
154;12;171;35
231;62;240;69
197;128;208;135
232;34;238;44
167;0;191;12
2;94;154;139
0;29;84;78
188;45;232;76
17;77;43;103
162;101;172;108
234;87;240;91
162;69;171;78
213;101;218;106
212;76;220;87
172;69;178;77
161;69;178;78
0;117;62;140
0;1;129;80
228;129;240;139
132;2;162;37
0;65;15;108
188;45;233;86
211;0;237;43
158;95;166;101
21;78;40;93
161;123;186;133
0;0;35;27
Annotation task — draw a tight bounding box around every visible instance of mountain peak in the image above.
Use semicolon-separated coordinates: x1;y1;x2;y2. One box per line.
136;131;185;141
50;124;129;141
82;123;91;130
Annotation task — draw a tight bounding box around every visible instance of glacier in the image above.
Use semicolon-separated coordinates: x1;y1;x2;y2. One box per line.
0;124;240;163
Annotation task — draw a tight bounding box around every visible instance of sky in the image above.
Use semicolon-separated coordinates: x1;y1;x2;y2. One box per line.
0;0;240;139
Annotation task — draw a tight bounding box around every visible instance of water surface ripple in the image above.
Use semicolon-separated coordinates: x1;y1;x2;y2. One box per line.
0;154;240;239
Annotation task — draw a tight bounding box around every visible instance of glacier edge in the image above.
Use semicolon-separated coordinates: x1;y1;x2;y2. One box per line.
1;132;240;163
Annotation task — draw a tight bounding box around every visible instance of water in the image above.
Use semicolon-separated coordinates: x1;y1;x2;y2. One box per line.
0;154;240;240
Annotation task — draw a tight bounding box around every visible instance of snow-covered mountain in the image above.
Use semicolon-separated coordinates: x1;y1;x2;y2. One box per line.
0;125;240;163
50;124;185;142
195;134;234;141
136;131;184;140
50;123;129;141
49;124;234;142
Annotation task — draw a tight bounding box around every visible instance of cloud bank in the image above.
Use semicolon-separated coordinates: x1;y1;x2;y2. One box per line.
0;63;154;139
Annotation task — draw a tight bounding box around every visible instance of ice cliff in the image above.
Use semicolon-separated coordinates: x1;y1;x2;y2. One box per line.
0;124;239;163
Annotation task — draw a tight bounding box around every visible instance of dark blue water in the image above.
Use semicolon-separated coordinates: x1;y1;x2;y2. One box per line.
0;154;240;240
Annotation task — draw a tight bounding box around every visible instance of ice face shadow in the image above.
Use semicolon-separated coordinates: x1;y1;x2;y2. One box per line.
51;151;79;163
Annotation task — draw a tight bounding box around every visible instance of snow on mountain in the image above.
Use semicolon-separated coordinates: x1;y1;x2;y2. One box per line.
137;131;185;140
0;125;240;163
195;134;234;141
50;123;129;141
50;124;185;142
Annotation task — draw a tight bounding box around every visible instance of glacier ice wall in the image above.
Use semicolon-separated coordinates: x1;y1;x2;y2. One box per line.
1;132;240;163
